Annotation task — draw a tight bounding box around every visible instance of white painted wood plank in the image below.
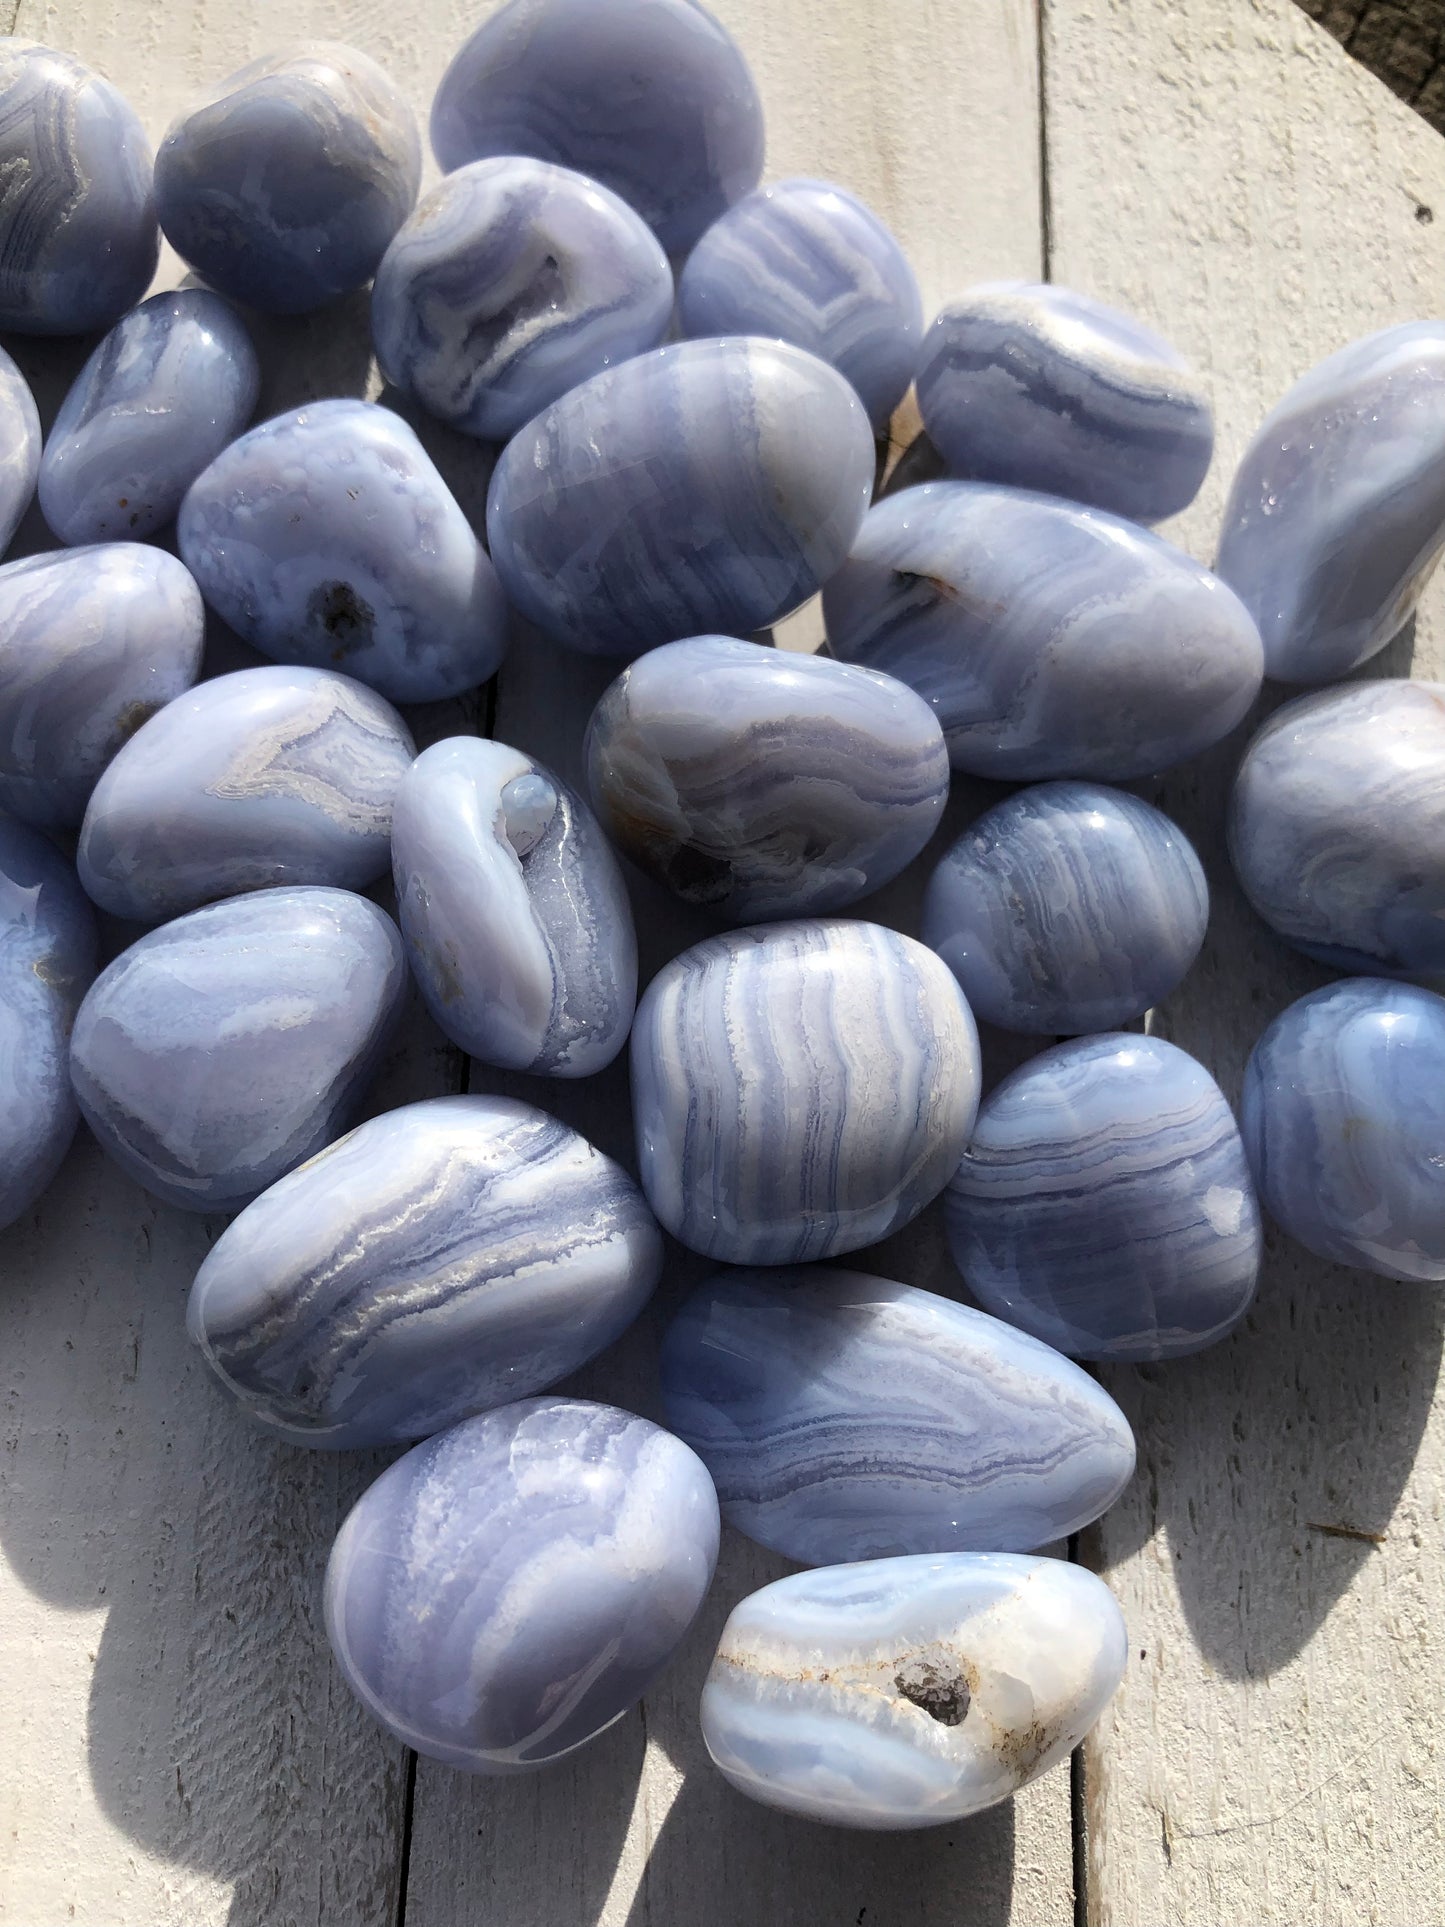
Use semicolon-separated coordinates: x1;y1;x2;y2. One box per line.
1045;2;1445;1921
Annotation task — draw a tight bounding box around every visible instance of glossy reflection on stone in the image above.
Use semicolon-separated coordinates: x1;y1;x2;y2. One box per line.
40;289;260;546
1229;680;1445;976
660;1268;1136;1563
179;400;508;704
915;282;1212;524
678;178;922;431
0;346;40;553
487;338;875;656
325;1397;719;1768
431;0;764;255
701;1552;1128;1830
0;814;96;1229
77;665;414;923
947;1036;1262;1361
0;545;205;830
633;920;980;1264
824;482;1263;779
392;738;636;1078
1241;979;1445;1281
155;42;420;314
585;636;948;921
373;157;672;442
922;781;1208;1034
0;41;158;334
1217;323;1445;683
72;888;403;1213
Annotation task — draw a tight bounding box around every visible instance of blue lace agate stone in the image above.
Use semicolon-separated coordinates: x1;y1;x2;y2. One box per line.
431;0;764;255
0;346;40;553
947;1036;1262;1361
0;41;158;334
1229;680;1445;976
0;545;204;829
584;635;949;920
325;1398;718;1767
77;665;413;923
72;888;403;1214
1241;979;1445;1281
392;738;636;1078
178;400;508;704
190;1097;662;1446
373;157;672;442
922;781;1208;1034
39;290;260;547
677;178;922;431
915;282;1212;524
487;338;875;656
632;920;980;1264
701;1553;1128;1830
155;43;420;314
0;814;96;1228
824;482;1264;779
1217;323;1445;683
661;1269;1135;1563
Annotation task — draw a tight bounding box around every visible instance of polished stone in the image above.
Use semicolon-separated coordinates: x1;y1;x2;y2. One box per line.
1217;323;1445;683
947;1035;1262;1361
324;1397;718;1768
632;920;980;1264
677;178;922;431
431;0;764;255
373;156;672;442
921;781;1208;1034
72;888;403;1213
77;665;414;923
392;737;636;1078
0;41;157;334
0;545;205;830
178;400;508;704
1229;680;1445;976
660;1268;1135;1563
0;346;40;554
584;635;949;920
1241;979;1445;1281
0;814;96;1229
39;290;260;546
701;1552;1128;1830
155;42;419;314
487;338;874;655
915;282;1212;524
824;481;1264;779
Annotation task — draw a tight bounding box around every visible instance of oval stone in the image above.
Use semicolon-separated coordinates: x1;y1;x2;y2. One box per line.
921;781;1208;1034
77;665;414;923
0;345;40;552
946;1035;1262;1361
584;635;949;921
1217;323;1445;684
486;338;875;656
373;157;673;442
915;282;1213;524
632;920;980;1264
72;888;404;1213
0;545;205;830
178;399;508;704
660;1268;1136;1563
1229;680;1445;976
701;1553;1128;1829
392;738;636;1077
189;1097;664;1447
825;481;1262;779
0;814;96;1229
1241;979;1445;1281
39;289;260;546
155;43;420;314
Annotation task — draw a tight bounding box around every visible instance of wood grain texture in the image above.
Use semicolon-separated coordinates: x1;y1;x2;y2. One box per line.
1045;2;1445;1921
